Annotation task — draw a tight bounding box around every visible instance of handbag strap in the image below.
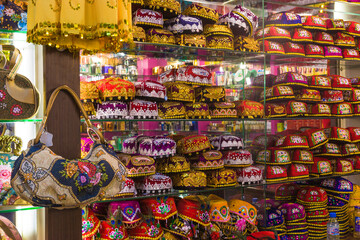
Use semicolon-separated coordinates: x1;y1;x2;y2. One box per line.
0;215;22;240
34;85;105;144
0;45;21;80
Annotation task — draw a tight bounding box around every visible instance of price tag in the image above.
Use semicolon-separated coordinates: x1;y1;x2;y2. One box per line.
40;131;53;147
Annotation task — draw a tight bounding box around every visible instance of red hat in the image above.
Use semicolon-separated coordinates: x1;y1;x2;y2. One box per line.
314;32;334;45
301;16;327;31
344;88;360;103
176;195;210;226
343;48;360;60
235;100;264;118
128;218;163;240
98;220;129;240
309;103;331;116
269;148;292;165
308;75;332;89
321;90;344;104
334;32;356;47
310;157;332;177
344;21;360;36
331;102;353;117
351;77;360;88
295;88;321;102
247;231;280;240
140;197;177;220
255;26;291;41
324;46;343;59
275;183;300;201
274;72;308;88
302;128;328;149
334;159;354;175
296;186;328;205
292;150;314;164
347;127;360;142
342;143;360;156
284;42;305;56
260;40;285;54
265;103;287;117
261;86;295;102
265;165;288;182
329;75;352;90
346;156;360;171
324;127;351;142
292;28;313;42
313;142;342;157
275;135;309;149
353;104;360;116
305;44;324;58
288;164;309;179
286;101;308;117
326;19;345;31
82;208;101;239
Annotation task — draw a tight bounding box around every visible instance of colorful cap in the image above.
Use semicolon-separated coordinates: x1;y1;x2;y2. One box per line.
348;127;360;142
305;44;324;58
128;217;163;240
324;46;343;58
191;150;224;170
203;24;233;38
164;15;202;34
257;208;285;228
235;100;264;118
218;12;251;38
195;86;226;103
301;16;327;30
146;28;176;44
295;89;321;102
265;103;287;118
275;183;300;201
223;150;253;167
234;36;260;52
117;177;136;197
155;155;190;173
98;220;129;240
135;173;172;194
288;164;309;180
275;135;309;149
343;48;360;60
326;19;345;31
133;9;163;28
255;26;291;41
184;102;210;119
343;88;360;103
129;100;158;119
346;156;360;172
265;165;288;182
344;21;360;36
274;72;308;88
175;33;206;47
353;104;360;116
177;195;210;226
279;203;306;222
95;101;129;120
208;194;231;223
82;208;101;239
313;142;342;157
284;42;305;56
210;135;243;151
308;75;332;89
331;102;353;116
321;177;354;194
108;201;142;226
80;81;100;102
261;86;295;102
321;90;344;103
292;150;314;164
334;32;355;47
228;199;257;225
206;168;237;187
231;5;258;36
292;28;313;42
314;32;334;45
309;103;331;116
117;153;156;177
140;197;177;220
334;159;354;175
206;35;234;50
95;77;135;101
310;157;332;176
209;102;237;118
182;3;219;24
302;128;328;149
269;148;292;165
177;135;211;155
296;186;328;205
164;82;195;102
260;40;285;54
324;127;351;142
266;12;301;27
134;80;166;101
158;101;186;119
286;101;308;117
138;136;176;158
176;66;212;86
158;69;176;83
236;166;263;184
163;217;193;239
172;170;207;189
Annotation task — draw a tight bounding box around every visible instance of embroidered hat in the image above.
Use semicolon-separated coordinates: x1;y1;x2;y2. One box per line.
231;5;258;36
309;103;331;116
223;150;253;167
133;26;146;42
140;197;177;220
177;195;210;226
334;159;355;174
134;80;166;101
274;72;308;88
184;102;210;119
128;217;163;240
228;199;257;225
257;208;285;228
343;48;360;60
177;135;211;156
265;165;288;182
268;148;292;165
129;100;158;119
195;86;225;103
175;33;206;47
292;28;313;42
98;220;129;240
334;32;355;47
321;177;354;194
296;186;328;205
350;77;360;88
346;156;360;171
288;164;309;179
344;21;360;36
163;82;195;102
95;101;128;120
218;12;251;37
324;46;343;58
314;32;334;45
286;101;308;117
347;127;360;142
172;170;207;189
305;44;324;58
265;103;287;117
203;24;233;38
279;203;306;222
324;127;351;142
252;74;275;88
82;208;101;239
266;12;302;27
284;42;305;56
163;217;193;239
207;194;231;223
306;208;329;219
276;135;309;149
80;81;100;102
117;154;156;177
261;86;295;102
117;177;137;197
313;142;342;157
331;102;353;116
182;3;219;25
343;88;360;103
301;16;327;31
302;128;328;149
255;149;270;164
206;35;234;50
234;36;260;52
255;26;291;41
260;40;285;54
138;136;176;158
292;150;314;164
235;100;264;118
146;28;176;44
133;9;164;28
108;201;142;228
158;101;186;119
176;66;212;86
275;183;300;201
191;150;224;170
310;157;333;177
353;104;360;116
207;168;237;188
326;19;345;31
156;155;190;173
236;165;263;185
164;15;203;34
95;77;135;101
135;173;172;194
210;102;237;118
308;75;332;89
210;135;243;151
321;90;344;103
158;69;176;83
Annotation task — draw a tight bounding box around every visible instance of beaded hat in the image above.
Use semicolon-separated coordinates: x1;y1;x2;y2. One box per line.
182;3;219;25
134;80;166;101
133;25;146;42
305;44;324;58
207;168;237;187
309;103;331;116
140;197;177;220
177;135;211;156
265;103;287;117
331;102;353;117
176;66;212;86
176;34;206;47
312;142;342;157
295;89;321;102
164;82;194;102
191;150;224;170
209;102;237;118
195;86;226;103
324;127;351;142
82;208;101;239
261;86;295;102
260;40;285;54
158;101;186;119
97;220;129;240
266;12;302;27
80;81;99;102
286;101;308;117
172;170;207;189
223;150;253;167
95;77;135;101
128;218;163;240
310;157;332;177
292;150;314;164
257;208;285;228
210;135;243;151
344;21;360;36
314;32;334;45
284;42;305;56
228;199;257;225
343;88;360;103
274;72;308;88
135;173;172;194
275;135;309;149
334;159;354;175
347;127;360;142
334;32;356;47
108;201;142;228
234;36;260;52
235;100;264;118
302;128;328;149
275;183;300;201
156;155;190;173
146;28;176;44
255;26;291;41
176;195;210;226
326;19;345;31
133;9;164;29
236;166;263;185
296;186;328;205
292;28;313;42
279;203;306;222
308;75;332;89
301;16;327;30
343;48;360;60
288;164;309;179
117;153;156;177
324;46;343;58
207;194;230;223
184;102;210;119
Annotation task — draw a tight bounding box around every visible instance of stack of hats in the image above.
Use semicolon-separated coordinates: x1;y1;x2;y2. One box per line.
275;183;300;202
257;205;286;239
278;203;309;240
320;177;354;237
296;186;329;239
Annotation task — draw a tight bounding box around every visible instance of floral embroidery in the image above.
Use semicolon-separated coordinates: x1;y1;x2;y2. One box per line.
109;228;124;239
275;150;289;163
147;224;160;237
285;13;298;21
291;102;306;113
278;86;293;95
0;90;5;101
157;202;170;215
82;220;94;234
319;161;331;173
311;131;326;145
290;136;306;144
269;13;282;21
10;104;22;116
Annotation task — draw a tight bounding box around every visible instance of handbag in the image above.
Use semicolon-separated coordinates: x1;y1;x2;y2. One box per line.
11;85;128;209
0;45;40;120
0;215;22;240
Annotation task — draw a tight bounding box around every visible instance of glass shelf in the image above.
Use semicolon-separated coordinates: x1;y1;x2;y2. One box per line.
95;171;360;203
0;205;42;213
0;118;42;123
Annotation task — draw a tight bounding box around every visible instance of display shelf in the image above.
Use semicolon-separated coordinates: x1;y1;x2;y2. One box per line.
0;118;42;123
95;171;360;203
0;205;42;213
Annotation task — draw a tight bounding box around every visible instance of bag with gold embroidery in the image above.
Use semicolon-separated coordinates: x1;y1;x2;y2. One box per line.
11;85;127;209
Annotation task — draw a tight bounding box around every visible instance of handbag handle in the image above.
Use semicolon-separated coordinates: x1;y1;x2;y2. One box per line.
0;45;21;80
34;85;105;144
0;215;22;240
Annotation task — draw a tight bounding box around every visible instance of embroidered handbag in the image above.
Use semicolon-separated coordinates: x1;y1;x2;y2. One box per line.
0;45;40;120
11;85;127;209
